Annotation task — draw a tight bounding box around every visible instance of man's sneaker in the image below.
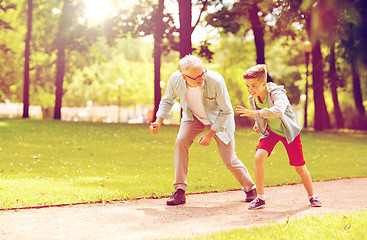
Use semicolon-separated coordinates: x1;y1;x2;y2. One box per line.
167;189;186;206
309;196;322;207
248;197;265;210
245;188;257;202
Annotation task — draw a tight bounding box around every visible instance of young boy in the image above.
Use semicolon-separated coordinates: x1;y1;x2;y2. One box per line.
236;64;322;210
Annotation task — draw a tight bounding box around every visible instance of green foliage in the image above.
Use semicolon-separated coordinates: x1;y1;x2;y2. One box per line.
266;36;304;104
206;34;305;109
62;37;156;107
0;0;366;129
207;34;256;109
0;119;366;209
0;0;24;101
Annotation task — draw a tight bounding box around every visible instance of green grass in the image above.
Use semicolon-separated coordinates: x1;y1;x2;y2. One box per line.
181;211;367;240
0;119;366;209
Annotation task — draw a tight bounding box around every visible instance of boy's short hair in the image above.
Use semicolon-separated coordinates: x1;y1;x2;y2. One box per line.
242;64;267;82
178;55;203;73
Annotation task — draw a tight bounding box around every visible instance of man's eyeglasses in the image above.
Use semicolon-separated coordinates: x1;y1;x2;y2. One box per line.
183;68;207;81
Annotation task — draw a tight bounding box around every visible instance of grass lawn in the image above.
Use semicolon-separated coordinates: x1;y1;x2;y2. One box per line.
183;211;367;240
0;119;366;209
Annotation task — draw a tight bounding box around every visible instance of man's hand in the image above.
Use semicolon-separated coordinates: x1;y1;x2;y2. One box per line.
236;105;260;117
253;123;260;133
149;117;164;134
197;129;216;146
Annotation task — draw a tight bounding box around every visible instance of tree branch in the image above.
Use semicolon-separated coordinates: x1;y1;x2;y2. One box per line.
191;0;208;34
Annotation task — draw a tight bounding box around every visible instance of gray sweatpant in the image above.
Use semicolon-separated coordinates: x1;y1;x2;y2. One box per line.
173;118;255;192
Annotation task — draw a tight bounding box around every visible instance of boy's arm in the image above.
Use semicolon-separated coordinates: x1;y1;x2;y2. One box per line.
253;123;260;133
236;105;260;117
258;90;289;119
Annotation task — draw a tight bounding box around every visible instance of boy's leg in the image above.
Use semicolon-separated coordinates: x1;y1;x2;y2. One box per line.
254;132;279;197
282;134;321;206
295;165;314;196
174;119;205;191
248;150;268;209
281;134;312;195
249;133;279;209
214;135;255;192
254;149;268;196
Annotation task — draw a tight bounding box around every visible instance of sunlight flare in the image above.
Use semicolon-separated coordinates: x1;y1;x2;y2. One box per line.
84;0;114;22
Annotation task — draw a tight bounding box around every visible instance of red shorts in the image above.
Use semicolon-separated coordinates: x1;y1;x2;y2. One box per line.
256;129;305;166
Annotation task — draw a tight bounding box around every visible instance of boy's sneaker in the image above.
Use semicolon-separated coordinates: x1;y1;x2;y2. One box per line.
309;196;322;207
248;197;265;210
245;188;257;202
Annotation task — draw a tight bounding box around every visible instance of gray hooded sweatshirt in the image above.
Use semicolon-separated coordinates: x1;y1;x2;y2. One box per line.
249;82;301;144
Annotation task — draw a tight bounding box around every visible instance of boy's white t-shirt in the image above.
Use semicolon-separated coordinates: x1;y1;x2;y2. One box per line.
185;85;210;125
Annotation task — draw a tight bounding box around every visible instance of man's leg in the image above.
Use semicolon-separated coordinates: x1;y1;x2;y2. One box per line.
214;136;255;192
173;119;205;191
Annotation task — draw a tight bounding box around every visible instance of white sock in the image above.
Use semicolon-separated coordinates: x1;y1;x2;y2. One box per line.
257;195;265;200
308;194;316;200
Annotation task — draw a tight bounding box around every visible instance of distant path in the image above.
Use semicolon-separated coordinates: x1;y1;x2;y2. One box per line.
1;178;367;240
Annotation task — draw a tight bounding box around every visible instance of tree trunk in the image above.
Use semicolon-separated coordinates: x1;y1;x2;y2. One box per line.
351;58;365;116
152;0;164;122
248;3;264;64
328;42;344;128
178;0;192;58
311;40;328;131
53;0;70;119
22;0;32;119
248;2;272;82
304;52;310;128
54;48;65;119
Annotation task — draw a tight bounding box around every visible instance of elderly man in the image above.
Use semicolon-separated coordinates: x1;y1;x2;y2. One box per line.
150;55;256;206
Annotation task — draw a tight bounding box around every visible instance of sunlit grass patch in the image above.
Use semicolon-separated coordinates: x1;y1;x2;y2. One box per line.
0;119;366;209
183;211;367;240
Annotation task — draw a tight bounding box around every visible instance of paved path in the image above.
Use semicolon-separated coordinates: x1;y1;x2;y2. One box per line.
1;178;366;240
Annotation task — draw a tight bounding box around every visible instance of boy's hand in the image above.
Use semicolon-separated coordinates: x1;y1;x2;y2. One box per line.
236;105;260;117
253;123;260;133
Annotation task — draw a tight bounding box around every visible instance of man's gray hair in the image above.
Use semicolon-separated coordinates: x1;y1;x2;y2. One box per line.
178;55;203;73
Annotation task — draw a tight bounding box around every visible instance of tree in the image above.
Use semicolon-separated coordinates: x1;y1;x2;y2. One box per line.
112;0;212;120
178;0;210;58
310;2;334;130
22;0;32;118
110;1;176;122
178;0;192;58
0;1;16;29
270;0;331;130
319;0;345;128
206;0;273;81
52;0;102;119
340;11;366;116
315;0;366;125
0;0;17;101
328;42;344;128
152;0;164;122
53;0;70;119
